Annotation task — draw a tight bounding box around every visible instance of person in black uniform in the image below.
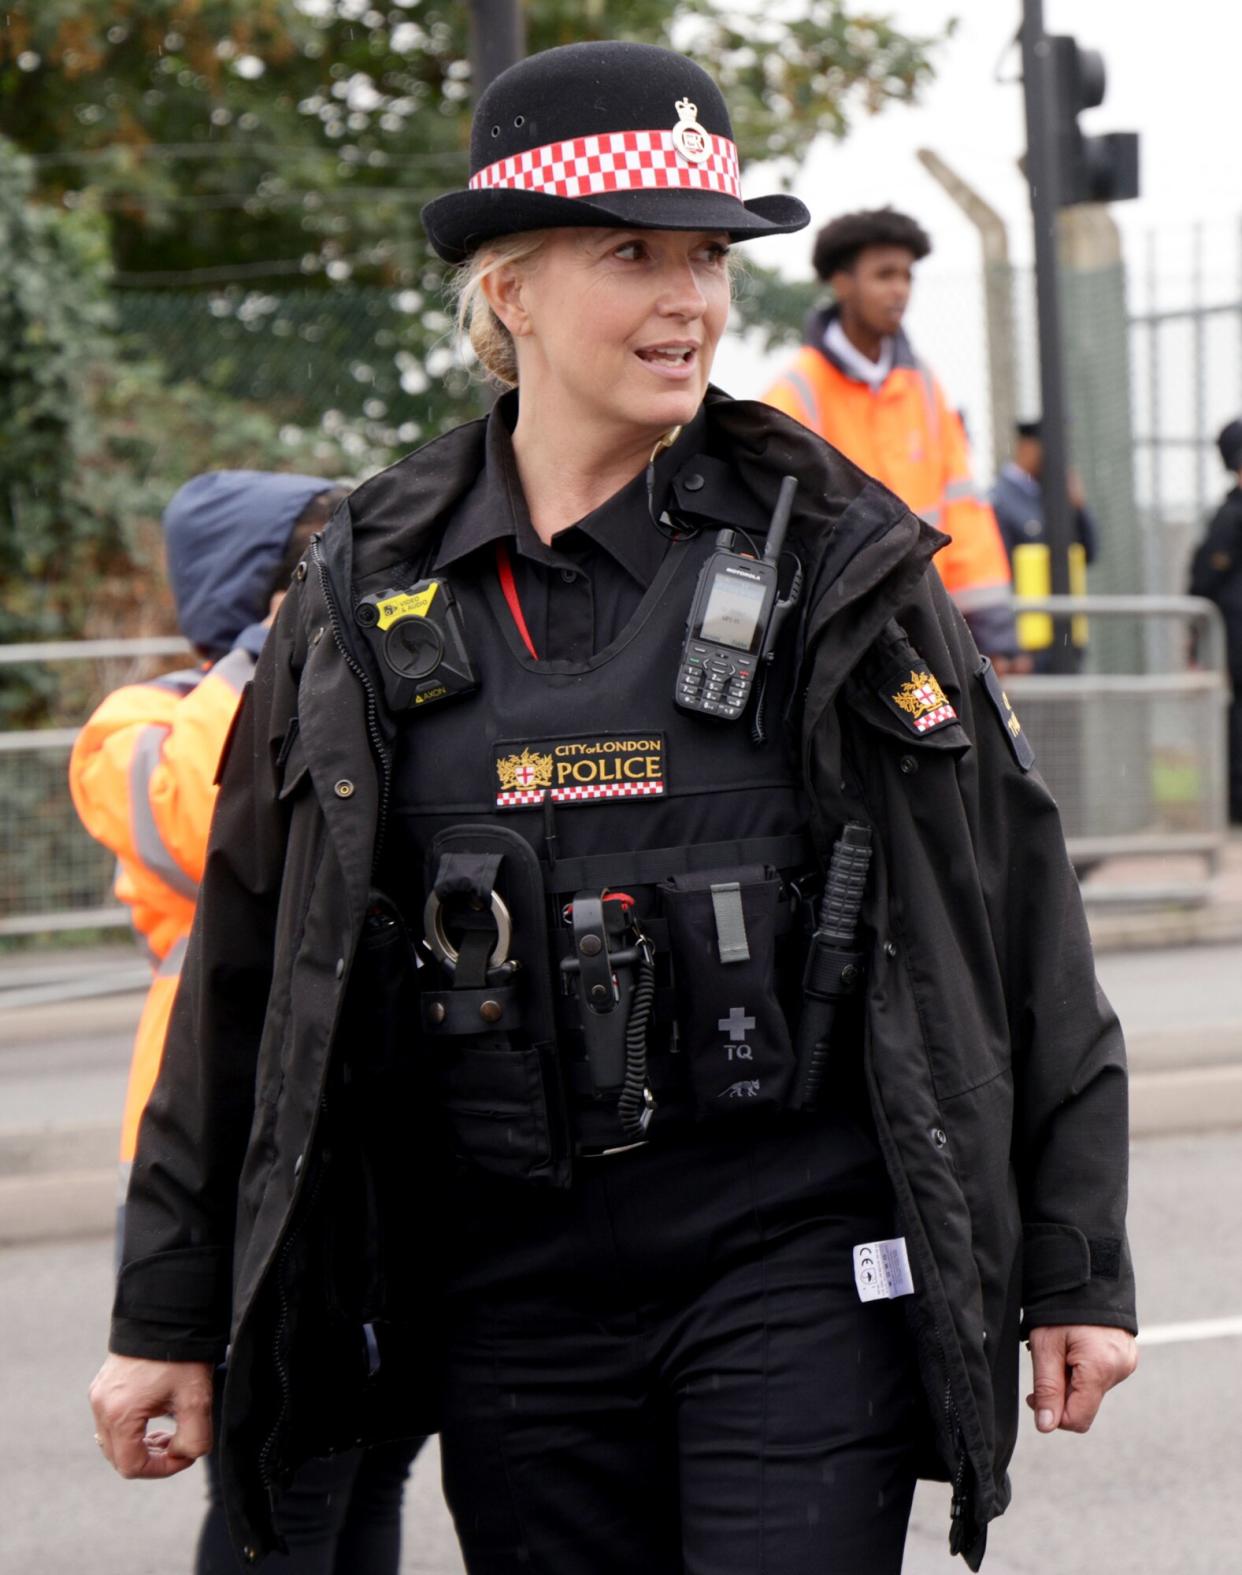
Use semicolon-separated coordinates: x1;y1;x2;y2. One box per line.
1189;417;1242;820
991;419;1099;673
90;42;1138;1575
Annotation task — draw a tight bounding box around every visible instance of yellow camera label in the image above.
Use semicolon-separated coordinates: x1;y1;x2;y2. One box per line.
376;582;439;630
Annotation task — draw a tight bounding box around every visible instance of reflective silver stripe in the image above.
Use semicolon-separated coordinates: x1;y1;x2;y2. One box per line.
944;479;985;505
951;582;1015;614
146;668;204;696
916;363;941;454
210;646;257;696
128;725;200;901
922;505;944;528
157;934;189;978
779;367;821;431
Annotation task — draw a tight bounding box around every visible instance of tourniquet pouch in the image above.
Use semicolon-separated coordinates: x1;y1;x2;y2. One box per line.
660;864;797;1118
421;824;571;1188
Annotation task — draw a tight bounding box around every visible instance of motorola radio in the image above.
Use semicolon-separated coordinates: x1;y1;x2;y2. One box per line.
354;576;478;711
675;475;800;721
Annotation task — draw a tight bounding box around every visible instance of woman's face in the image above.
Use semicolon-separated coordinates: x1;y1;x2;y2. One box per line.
497;227;732;438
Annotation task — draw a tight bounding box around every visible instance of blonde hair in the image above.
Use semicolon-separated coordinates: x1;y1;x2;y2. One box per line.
453;232;551;389
452;229;743;388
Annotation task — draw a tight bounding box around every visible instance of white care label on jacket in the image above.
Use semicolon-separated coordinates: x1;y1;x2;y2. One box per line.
853;1237;915;1302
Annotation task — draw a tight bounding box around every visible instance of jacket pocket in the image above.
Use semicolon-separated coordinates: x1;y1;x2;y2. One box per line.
276;723;309;800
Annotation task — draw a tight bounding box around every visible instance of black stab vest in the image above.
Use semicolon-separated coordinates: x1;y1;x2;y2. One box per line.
385;525;813;914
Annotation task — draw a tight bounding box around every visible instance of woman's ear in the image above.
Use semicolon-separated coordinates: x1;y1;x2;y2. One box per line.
481;261;532;339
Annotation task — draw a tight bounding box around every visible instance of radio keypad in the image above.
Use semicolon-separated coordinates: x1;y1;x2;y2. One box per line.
676;645;754;720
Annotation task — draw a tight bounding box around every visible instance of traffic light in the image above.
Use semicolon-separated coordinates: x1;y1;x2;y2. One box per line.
1048;35;1139;207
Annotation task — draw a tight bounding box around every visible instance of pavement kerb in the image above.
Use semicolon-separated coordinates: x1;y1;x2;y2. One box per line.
0;990;147;1045
1088;902;1242;953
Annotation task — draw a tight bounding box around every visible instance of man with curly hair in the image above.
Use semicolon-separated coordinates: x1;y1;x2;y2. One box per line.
764;207;1021;666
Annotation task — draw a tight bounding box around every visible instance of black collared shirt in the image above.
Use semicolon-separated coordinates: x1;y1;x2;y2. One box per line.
433;395;729;663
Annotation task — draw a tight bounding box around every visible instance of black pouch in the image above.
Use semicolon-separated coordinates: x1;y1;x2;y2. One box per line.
660;865;797;1118
421;825;571;1188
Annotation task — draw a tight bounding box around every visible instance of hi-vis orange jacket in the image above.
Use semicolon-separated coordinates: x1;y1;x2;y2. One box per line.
68;646;255;1170
764;307;1017;657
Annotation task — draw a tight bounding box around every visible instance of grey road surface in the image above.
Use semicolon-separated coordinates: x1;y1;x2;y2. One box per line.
4;1129;1241;1575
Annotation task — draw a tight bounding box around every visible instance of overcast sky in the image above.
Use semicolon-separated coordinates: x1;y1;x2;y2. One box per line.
715;0;1242;470
749;0;1242;273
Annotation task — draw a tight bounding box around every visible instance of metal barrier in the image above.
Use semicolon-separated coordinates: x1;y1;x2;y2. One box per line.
1006;595;1229;906
0;607;1231;933
0;638;191;937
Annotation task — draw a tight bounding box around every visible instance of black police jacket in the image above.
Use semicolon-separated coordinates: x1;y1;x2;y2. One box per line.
1189;485;1242;681
111;392;1135;1568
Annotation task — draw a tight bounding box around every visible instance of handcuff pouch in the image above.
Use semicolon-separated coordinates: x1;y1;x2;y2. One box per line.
422;825;570;1188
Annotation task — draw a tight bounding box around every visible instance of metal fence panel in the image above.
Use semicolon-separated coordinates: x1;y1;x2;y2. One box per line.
0;613;1230;931
0;639;189;937
1007;596;1228;903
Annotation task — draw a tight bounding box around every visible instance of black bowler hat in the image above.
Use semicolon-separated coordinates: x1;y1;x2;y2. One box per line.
421;41;810;264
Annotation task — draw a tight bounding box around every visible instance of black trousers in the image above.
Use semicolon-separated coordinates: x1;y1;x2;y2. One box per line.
438;1095;923;1575
197;1436;423;1574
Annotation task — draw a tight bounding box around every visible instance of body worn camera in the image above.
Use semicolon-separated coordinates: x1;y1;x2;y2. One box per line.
675;475;799;721
354;576;478;711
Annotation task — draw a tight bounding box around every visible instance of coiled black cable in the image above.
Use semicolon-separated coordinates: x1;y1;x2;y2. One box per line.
616;948;656;1139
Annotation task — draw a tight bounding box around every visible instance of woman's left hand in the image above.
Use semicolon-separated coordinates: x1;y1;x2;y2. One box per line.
1026;1324;1138;1434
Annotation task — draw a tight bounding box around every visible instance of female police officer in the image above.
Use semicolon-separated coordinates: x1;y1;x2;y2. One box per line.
91;41;1137;1574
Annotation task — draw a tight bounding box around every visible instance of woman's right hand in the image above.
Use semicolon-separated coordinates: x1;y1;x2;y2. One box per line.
89;1353;215;1478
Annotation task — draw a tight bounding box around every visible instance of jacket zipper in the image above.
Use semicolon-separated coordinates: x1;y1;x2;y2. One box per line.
943;1371;972;1552
256;1246;292;1500
835;730;978;1551
256;1130;328;1502
312;543;393;871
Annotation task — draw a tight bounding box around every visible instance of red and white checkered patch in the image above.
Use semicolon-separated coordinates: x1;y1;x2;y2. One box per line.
913;704;957;734
495;779;665;809
495;788;548;808
469;129;741;202
552;778;665;803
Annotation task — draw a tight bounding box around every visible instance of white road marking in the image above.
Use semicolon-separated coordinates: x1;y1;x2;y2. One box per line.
1137;1315;1242;1346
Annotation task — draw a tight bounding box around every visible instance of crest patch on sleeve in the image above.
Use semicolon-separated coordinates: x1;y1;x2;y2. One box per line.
979;660;1035;770
882;669;959;736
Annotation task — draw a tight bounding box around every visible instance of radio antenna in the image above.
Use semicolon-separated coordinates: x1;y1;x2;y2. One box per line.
762;475;797;565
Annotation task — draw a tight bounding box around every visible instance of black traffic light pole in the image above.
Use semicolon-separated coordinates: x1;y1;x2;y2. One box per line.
1020;0;1075;673
469;0;525;96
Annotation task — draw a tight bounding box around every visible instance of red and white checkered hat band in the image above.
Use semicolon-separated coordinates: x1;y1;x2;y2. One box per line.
469;129;742;203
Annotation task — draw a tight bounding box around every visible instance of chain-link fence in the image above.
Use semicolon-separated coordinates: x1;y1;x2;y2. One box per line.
1128;218;1242;597
111;282;479;458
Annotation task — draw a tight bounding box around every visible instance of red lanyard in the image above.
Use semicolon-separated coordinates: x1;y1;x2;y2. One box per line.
494;540;539;660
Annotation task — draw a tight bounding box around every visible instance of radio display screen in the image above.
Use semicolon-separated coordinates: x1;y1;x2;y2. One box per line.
698;572;767;652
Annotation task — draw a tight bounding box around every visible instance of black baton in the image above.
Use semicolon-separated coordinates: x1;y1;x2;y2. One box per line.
790;823;872;1111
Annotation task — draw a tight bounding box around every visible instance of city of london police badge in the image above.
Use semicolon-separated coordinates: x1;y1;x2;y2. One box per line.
888;670;958;735
671;98;710;164
495;748;554;795
493;733;667;809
